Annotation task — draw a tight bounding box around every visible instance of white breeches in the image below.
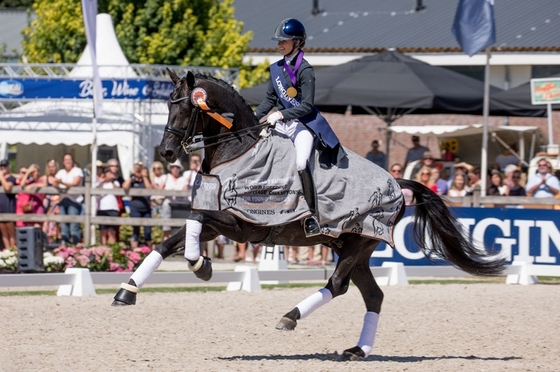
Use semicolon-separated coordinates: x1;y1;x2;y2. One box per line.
275;119;314;171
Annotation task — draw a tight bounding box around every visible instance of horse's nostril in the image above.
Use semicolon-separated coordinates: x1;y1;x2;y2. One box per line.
159;148;174;160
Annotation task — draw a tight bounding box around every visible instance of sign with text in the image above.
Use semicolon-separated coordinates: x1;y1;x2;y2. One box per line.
370;207;560;266
0;78;174;101
530;78;560;105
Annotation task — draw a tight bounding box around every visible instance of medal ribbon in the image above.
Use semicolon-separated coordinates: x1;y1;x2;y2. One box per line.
283;51;304;86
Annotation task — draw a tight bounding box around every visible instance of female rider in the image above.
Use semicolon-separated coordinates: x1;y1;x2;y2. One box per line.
254;18;344;237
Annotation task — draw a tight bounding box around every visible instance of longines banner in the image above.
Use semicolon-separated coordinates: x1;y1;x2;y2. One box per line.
370;207;560;266
0;78;175;100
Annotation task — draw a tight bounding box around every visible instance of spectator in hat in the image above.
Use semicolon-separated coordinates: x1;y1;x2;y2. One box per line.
447;162;474;189
410;151;437;180
404;135;429;168
365;140;386;170
93;160;105;185
0;159;17;249
503;164;519;190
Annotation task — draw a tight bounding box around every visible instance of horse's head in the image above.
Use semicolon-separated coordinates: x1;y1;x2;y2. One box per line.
159;69;258;165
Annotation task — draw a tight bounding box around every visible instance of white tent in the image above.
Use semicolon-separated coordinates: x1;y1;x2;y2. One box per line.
0;14;168;176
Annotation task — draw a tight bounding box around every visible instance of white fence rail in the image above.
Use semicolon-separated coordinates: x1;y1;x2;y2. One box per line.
0;262;558;296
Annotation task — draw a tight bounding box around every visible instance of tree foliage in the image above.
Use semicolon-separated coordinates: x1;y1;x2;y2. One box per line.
0;0;33;8
22;0;268;87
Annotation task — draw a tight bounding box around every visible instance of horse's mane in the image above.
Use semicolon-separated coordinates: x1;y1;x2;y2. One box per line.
189;73;255;114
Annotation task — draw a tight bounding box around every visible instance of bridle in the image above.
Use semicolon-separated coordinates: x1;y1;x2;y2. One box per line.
164;92;269;154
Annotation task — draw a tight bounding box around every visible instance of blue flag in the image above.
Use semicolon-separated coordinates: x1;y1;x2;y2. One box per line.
452;0;496;56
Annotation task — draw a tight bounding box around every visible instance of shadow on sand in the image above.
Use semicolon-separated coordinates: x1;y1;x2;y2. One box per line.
218;353;522;363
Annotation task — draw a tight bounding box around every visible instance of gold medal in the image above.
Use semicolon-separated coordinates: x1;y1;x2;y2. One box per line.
286;87;298;98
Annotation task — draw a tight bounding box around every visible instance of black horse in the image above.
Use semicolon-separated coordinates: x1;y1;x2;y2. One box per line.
112;70;505;360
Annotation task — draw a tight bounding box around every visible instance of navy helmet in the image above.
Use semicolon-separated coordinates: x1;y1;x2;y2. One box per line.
272;19;306;43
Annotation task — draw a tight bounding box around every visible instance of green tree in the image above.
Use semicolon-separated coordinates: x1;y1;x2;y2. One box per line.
0;0;33;8
22;0;85;62
22;0;268;87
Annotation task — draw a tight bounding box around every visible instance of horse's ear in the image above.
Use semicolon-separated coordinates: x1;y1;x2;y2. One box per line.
186;71;196;90
167;68;180;86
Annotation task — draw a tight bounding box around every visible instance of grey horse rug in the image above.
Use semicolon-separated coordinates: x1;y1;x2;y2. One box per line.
191;132;403;246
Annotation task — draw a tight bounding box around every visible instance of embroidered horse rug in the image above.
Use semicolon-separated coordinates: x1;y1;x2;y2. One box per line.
191;132;403;246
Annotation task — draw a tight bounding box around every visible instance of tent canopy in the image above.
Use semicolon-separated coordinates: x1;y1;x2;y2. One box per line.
0;14;168;175
490;74;560;117
388;124;544;168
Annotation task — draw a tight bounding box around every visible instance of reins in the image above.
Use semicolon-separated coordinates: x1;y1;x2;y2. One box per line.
165;93;269;153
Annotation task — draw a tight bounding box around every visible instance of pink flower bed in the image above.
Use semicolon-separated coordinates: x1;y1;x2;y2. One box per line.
53;244;152;272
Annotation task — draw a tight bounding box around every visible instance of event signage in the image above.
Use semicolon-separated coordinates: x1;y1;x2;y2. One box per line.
0;78;175;101
370;207;560;266
530;78;560;105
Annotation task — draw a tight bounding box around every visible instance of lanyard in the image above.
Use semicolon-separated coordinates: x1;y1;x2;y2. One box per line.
283;51;304;86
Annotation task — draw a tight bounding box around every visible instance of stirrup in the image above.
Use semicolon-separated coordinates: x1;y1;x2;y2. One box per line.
304;215;321;237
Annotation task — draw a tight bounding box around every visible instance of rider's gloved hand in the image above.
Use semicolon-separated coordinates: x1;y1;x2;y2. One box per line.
266;111;283;127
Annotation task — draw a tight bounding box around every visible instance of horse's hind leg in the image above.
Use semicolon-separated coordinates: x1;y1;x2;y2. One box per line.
275;235;368;331
342;241;383;361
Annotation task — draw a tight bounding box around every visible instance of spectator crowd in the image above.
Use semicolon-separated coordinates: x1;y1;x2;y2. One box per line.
1;136;559;254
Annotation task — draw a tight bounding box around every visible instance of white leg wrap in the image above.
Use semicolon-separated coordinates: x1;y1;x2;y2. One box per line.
184;219;202;261
296;288;333;319
357;311;379;357
129;251;163;289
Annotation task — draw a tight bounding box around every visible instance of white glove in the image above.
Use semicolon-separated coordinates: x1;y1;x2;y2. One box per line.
266;111;283;127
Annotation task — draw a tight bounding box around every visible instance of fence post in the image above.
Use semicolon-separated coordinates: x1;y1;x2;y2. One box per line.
84;175;91;245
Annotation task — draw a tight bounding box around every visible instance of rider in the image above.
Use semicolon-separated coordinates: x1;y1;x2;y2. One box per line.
254;18;343;237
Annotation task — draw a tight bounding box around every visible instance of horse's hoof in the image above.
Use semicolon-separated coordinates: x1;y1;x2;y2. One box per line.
342;346;365;361
188;256;213;281
275;316;297;331
111;283;138;306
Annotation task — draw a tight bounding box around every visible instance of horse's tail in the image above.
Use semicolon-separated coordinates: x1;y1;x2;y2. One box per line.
396;179;506;276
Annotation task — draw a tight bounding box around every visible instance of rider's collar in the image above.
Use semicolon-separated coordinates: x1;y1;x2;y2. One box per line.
284;50;300;65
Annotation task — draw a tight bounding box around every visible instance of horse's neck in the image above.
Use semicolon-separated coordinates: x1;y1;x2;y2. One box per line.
206;109;260;169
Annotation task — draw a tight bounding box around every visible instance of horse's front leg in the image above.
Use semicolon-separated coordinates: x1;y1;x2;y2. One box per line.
183;219;214;281
112;225;187;306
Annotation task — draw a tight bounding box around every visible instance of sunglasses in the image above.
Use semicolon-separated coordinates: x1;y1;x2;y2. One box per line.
391;169;402;172
421;172;430;175
153;167;163;170
512;176;521;179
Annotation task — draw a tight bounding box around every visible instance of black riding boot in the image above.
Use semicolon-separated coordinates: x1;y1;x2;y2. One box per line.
299;166;321;237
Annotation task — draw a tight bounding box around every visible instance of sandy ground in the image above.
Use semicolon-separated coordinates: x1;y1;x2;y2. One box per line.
1;283;559;372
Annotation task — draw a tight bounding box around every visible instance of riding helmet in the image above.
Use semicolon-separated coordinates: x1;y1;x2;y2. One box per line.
272;19;307;42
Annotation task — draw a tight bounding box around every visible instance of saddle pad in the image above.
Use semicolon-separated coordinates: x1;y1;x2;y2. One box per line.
191;132;403;246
